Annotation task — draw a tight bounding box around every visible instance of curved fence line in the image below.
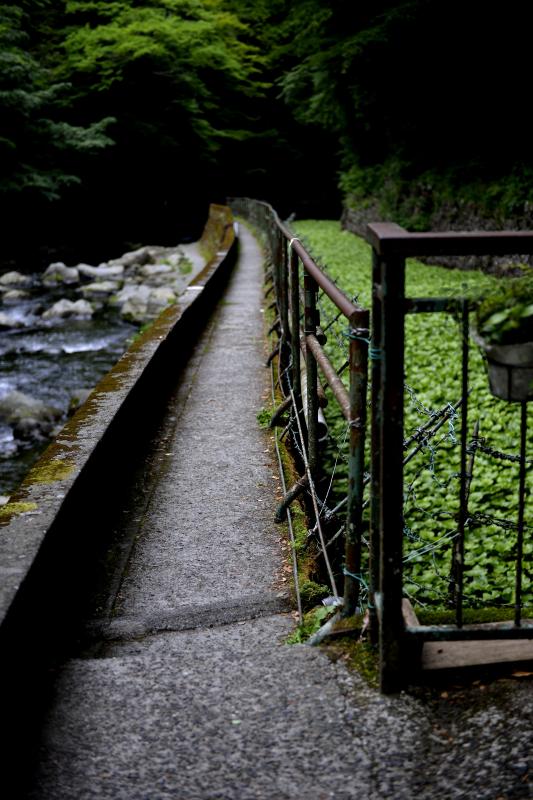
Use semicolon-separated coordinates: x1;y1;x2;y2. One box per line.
232;198;533;692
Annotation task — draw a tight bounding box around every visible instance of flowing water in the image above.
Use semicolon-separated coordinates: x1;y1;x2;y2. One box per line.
0;279;136;495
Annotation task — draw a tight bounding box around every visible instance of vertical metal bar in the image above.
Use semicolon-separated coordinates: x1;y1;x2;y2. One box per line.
369;249;382;644
454;300;469;629
280;236;290;353
343;310;369;617
273;226;282;315
290;247;301;399
379;254;406;693
515;401;527;627
304;273;319;474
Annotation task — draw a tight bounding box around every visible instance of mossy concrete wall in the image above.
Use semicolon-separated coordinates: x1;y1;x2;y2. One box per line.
0;203;237;680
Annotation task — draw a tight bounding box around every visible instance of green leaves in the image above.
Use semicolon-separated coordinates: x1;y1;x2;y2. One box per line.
293;219;533;610
0;3;114;202
476;273;533;344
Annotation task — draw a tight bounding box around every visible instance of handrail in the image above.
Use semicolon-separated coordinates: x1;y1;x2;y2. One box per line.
367;222;533;256
230;197;369;618
249;199;365;322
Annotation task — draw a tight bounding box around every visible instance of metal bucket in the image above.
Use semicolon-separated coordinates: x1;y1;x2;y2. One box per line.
472;330;533;402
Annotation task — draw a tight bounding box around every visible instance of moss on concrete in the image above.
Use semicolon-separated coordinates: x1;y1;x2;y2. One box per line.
28;458;76;484
0;501;38;523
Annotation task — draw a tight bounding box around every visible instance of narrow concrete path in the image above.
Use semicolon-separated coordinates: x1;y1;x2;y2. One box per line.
26;226;532;800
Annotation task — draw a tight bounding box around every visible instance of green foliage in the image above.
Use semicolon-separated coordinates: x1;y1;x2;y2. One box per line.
256;406;273;429
475;273;533;344
60;0;260;152
277;0;533;225
0;3;113;201
286;603;331;643
293;220;533;610
299;579;329;609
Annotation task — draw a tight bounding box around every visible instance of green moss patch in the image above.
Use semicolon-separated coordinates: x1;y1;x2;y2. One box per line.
0;501;38;523
29;459;76;484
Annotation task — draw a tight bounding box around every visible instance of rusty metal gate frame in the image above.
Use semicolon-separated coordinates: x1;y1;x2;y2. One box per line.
367;222;533;692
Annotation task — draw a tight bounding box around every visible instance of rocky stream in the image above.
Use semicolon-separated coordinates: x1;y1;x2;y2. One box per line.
0;241;205;499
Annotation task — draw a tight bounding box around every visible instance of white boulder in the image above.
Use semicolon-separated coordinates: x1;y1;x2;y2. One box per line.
42;299;93;320
0;390;63;441
78;264;125;281
80;281;121;298
147;287;176;315
42;262;80;285
0;271;31;287
2;289;30;303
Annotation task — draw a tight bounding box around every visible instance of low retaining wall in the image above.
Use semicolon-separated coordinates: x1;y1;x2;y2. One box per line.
0;203;237;694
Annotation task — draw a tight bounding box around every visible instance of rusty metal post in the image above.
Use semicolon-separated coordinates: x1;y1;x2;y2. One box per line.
453;300;470;627
369;249;382;644
304;273;319;474
343;310;369;617
269;225;282;332
280;236;290;353
515;401;528;627
290;247;301;400
378;254;406;693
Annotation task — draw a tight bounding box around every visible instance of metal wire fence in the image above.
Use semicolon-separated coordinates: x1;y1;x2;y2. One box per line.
231;200;533;692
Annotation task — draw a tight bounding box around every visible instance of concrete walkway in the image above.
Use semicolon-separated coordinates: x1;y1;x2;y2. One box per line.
26;226;532;800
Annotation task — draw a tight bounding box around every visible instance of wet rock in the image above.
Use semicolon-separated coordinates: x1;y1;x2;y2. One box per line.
118;284;176;323
108;284;148;308
147;287;176;315
2;289;30;303
42;262;80;285
0;312;24;329
78;264;125;281
0;271;31;287
108;245;166;269
138;264;174;283
80;281;121;299
42;299;94;320
0;390;63;442
119;285;152;323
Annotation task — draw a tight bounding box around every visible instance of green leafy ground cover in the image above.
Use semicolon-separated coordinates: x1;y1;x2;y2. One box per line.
292;221;532;611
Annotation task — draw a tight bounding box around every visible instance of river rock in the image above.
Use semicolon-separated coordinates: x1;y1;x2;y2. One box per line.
0;312;24;329
108;284;147;308
80;281;121;298
42;262;80;285
119;285;152;323
0;390;63;442
139;263;173;281
108;245;165;269
42;299;94;320
137;263;179;286
2;289;30;303
147;287;176;315
78;264;125;281
0;271;31;287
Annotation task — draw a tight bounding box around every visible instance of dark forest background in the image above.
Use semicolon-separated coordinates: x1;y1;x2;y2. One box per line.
2;0;532;269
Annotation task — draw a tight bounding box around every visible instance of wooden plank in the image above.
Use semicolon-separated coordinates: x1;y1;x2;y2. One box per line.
422;639;533;671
